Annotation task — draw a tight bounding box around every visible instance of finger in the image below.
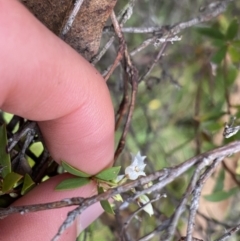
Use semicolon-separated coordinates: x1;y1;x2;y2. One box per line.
0;0;114;174
0;1;115;240
0;174;104;241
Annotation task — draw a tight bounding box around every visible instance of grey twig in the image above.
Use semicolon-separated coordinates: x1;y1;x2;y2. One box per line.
60;0;84;37
53;141;240;241
186;156;225;241
139;40;169;82
91;0;136;65
1;142;240;240
162;158;211;241
121;194;164;240
91;36;115;65
214;223;240;241
130;0;233;58
7;121;37;152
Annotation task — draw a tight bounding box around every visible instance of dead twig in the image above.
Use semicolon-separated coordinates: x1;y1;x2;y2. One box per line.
139;40;169;82
92;0;136;65
214;223;240;241
107;11;139;162
60;0;84;37
186;156;225;241
162;160;209;241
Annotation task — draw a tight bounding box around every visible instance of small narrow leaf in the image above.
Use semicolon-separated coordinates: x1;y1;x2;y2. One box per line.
228;46;240;63
95;166;121;181
2;172;22;193
62;161;91;177
226;19;238;40
211;45;227;64
21;174;35;195
204;187;238;202
203;121;222;132
55;177;90;190
98;186;114;214
196;27;225;40
113;194;123;202
232;40;240;48
0;124;11;178
212;168;225;193
100;200;115;214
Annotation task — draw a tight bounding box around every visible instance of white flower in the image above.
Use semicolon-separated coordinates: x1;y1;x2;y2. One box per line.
125;152;146;180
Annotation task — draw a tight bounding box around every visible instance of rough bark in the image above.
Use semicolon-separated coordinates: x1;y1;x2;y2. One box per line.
21;0;117;61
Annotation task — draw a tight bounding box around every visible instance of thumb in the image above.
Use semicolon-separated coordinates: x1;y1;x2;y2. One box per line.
0;174;103;241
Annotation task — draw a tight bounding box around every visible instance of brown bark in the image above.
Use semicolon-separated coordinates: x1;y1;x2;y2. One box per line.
21;0;117;61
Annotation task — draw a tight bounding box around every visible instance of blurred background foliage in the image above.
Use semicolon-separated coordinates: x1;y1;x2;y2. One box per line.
85;0;240;240
0;0;240;240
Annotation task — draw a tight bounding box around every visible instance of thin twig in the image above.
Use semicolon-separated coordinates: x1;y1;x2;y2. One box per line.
139;40;169;82
162;159;210;241
53;141;240;241
197;210;231;229
179;237;203;241
91;36;115;65
7;121;37;152
103;44;125;81
222;161;240;187
60;0;84;37
103;12;125;81
115;70;129;131
114;53;138;161
121;194;163;238
214;223;240;241
186;156;225;241
1;142;240;240
130;0;233;57
108;11;139;161
92;0;136;65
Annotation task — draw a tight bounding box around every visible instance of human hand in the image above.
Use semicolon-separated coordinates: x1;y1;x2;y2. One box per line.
0;1;114;240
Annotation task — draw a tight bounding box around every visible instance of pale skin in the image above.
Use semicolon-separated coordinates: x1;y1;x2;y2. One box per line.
0;1;114;240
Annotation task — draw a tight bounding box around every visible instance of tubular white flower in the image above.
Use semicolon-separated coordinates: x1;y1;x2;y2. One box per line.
125;152;146;180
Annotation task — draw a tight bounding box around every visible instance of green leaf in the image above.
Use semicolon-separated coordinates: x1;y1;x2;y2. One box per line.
232;40;240;48
212;39;227;48
198;107;225;122
203;121;222;132
0;124;11;178
212;169;224;193
21;174;35;195
204;187;238;202
2;172;22;193
100;200;115;214
196;27;225;40
98;186;114;214
113;194;123;202
228;46;240;63
211;45;227;64
95;166;121;181
226;19;238;40
226;65;238;85
61;161;91;177
55;177;90;190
